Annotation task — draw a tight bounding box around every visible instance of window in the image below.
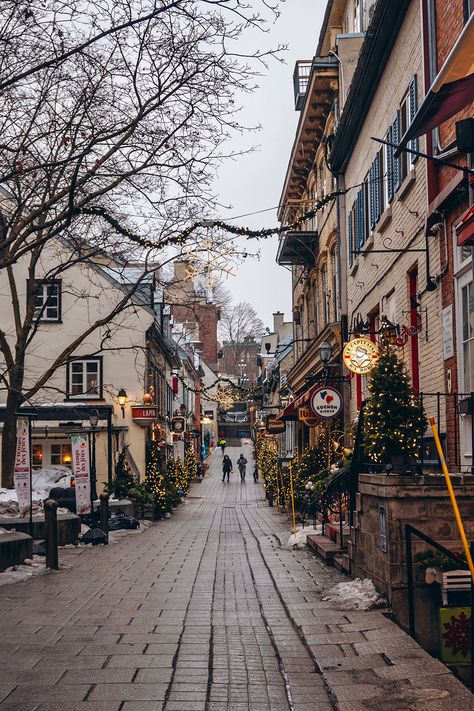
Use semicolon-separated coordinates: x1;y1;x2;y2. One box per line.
369;150;383;229
67;358;102;398
28;279;61;321
332;245;341;321
348;212;354;267
32;444;43;469
321;267;329;326
354;0;362;31
51;443;72;467
313;283;319;335
460;277;474;392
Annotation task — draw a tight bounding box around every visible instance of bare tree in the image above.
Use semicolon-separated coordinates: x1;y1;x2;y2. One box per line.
219;301;265;345
0;0;283;485
218;301;264;382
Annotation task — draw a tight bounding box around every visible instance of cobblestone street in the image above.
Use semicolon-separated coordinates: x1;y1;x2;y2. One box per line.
0;444;472;711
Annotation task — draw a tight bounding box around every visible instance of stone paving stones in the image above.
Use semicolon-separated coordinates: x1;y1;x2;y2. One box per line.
0;443;471;710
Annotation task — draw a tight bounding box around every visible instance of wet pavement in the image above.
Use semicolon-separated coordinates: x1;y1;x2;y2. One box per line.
0;443;471;711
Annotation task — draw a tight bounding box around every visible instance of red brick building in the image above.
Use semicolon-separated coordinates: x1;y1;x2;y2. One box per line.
421;0;474;469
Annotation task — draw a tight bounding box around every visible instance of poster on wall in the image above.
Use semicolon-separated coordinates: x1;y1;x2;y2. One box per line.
14;417;31;518
71;434;91;515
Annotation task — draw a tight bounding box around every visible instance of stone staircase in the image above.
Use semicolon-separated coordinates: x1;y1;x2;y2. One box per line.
306;521;351;574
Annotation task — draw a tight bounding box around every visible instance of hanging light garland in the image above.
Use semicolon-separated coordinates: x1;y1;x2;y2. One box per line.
75;189;347;252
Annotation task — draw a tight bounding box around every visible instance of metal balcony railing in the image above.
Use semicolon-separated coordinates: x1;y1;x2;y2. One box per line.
293;60;312;111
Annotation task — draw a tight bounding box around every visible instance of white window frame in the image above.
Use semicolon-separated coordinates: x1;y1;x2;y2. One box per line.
68;358;102;399
32;280;61;322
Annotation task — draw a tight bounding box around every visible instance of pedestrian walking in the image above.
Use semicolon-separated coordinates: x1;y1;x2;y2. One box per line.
222;455;233;482
237;454;247;481
219;438;227;454
253;464;259;482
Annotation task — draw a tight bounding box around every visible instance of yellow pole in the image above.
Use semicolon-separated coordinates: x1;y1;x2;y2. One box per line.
429;416;474;582
279;465;289;511
289;461;297;540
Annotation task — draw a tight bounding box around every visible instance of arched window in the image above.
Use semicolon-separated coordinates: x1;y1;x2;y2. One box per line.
332;244;340;321
321;266;329;326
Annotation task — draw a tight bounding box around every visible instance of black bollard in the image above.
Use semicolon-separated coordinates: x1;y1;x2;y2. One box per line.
99;493;109;536
44;499;59;570
268;485;274;507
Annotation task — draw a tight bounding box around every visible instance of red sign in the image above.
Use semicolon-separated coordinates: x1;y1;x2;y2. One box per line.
131;406;160;425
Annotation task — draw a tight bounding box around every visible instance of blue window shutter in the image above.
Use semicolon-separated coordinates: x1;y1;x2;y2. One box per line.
374;152;381;222
361;184;367;244
369;163;375;231
393;111;401;190
386;126;394;202
348;212;353;267
355;192;361;252
409;75;419;164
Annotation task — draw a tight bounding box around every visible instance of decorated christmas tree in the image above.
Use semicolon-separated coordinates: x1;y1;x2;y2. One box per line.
363;343;426;468
184;444;198;491
145;439;168;515
113;445;135;499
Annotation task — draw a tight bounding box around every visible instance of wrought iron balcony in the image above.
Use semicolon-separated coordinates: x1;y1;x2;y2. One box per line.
276;230;318;267
293;61;312;110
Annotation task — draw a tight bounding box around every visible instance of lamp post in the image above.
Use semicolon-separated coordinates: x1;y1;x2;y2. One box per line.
89;410;98;505
117;388;127;417
319;341;333;379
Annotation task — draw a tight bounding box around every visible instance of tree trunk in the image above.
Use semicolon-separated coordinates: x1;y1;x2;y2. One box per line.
1;389;22;488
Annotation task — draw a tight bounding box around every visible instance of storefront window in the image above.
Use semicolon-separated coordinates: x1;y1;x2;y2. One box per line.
51;443;73;466
32;444;43;468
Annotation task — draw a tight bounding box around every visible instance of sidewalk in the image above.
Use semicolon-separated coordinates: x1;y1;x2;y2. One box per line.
0;443;471;710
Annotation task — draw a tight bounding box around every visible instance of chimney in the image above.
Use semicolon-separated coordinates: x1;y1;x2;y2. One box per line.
273;311;284;333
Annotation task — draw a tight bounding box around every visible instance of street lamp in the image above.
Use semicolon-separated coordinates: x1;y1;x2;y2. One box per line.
117;388;127;417
89;410;98;504
318;341;333;365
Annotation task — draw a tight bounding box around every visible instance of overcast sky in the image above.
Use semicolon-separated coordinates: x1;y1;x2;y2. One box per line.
213;0;327;330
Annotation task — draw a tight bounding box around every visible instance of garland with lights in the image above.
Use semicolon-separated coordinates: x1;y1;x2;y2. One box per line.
363;343;426;468
76;189;346;252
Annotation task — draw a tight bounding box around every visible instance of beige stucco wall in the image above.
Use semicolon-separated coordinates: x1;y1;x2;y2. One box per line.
0;239;156;487
343;0;444;425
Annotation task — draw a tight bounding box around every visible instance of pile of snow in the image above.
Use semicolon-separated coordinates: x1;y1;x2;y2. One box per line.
32;465;72;494
288;524;322;548
0;555;49;587
0;466;73;517
323;577;386;611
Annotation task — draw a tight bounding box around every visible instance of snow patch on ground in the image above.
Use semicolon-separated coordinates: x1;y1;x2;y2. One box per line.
323;577;386;611
288;524;322;548
0;555;67;587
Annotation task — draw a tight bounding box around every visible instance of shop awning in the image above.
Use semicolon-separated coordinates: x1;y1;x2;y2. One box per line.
277;401;298;421
398;13;474;149
277;385;316;421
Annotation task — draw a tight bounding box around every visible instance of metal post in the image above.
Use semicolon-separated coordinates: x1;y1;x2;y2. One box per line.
44;499;59;570
90;426;98;503
405;525;416;638
28;416;33;537
99;493;109;537
339;495;344;550
268;485;274;507
107;410;113;489
470;541;474;693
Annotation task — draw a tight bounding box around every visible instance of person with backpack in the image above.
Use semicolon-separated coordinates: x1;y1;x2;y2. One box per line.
253;464;259;482
219;438;227;454
237;454;247;481
222;455;233;482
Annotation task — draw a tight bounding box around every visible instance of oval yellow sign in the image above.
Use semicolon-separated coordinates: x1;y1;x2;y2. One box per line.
343;337;379;375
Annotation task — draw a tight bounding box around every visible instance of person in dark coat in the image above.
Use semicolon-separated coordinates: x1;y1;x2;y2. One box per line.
222;455;233;482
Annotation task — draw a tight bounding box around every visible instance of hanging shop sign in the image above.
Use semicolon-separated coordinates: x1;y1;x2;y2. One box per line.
310;386;342;419
298;407;319;427
171;416;186;433
71;434;91;515
14;417;31;518
266;416;286;434
343;337;379;375
131;405;160;425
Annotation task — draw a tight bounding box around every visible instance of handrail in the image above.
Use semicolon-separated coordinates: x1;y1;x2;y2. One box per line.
405;522;474;692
